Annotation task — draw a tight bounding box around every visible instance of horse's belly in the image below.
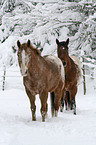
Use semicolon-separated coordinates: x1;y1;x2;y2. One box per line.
49;82;58;92
48;74;61;92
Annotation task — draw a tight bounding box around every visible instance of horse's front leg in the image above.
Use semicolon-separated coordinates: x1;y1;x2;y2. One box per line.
70;86;77;115
60;88;65;112
25;88;36;121
65;91;70;110
39;91;48;122
30;95;36;121
70;97;76;115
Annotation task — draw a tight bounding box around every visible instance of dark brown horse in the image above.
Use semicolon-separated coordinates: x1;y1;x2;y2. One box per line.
17;40;64;122
56;38;81;115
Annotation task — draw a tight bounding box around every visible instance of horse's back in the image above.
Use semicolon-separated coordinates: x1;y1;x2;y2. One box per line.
70;56;82;85
70;56;81;67
44;55;64;77
44;55;65;89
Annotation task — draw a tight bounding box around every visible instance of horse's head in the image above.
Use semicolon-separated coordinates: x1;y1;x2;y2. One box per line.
17;40;33;77
56;38;69;67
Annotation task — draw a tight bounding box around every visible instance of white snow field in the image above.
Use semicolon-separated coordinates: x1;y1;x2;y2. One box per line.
0;67;96;145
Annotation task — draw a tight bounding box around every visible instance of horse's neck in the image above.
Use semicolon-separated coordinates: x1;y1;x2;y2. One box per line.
66;55;72;71
66;56;77;74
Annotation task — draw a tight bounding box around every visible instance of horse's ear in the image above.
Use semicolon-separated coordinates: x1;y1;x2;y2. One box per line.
27;40;31;47
56;39;59;45
17;40;21;48
66;38;69;45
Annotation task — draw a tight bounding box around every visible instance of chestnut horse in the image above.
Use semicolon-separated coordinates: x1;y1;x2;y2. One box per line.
17;40;64;122
56;38;81;115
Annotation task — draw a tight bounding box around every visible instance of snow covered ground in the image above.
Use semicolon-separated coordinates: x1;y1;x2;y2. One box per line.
0;68;96;145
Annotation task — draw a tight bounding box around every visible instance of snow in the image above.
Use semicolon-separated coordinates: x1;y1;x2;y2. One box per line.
0;0;96;144
0;0;96;68
0;68;96;145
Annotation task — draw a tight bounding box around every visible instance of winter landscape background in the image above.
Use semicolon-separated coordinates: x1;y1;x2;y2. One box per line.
0;0;96;145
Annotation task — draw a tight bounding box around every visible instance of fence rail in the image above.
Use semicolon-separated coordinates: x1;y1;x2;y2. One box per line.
0;67;23;91
0;61;96;92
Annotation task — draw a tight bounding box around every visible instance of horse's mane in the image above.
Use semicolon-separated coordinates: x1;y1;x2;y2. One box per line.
20;41;41;56
30;44;41;55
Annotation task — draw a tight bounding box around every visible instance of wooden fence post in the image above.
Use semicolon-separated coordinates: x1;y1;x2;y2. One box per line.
2;65;6;91
82;56;86;95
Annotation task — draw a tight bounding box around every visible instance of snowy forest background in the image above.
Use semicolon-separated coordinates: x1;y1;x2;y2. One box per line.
0;0;96;92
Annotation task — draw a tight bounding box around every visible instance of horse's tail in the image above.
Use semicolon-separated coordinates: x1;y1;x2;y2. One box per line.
50;92;55;117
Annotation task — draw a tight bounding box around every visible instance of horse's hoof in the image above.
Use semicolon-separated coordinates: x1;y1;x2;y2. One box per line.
60;109;63;112
42;119;45;122
74;112;76;115
42;117;45;122
71;107;73;110
41;111;46;122
66;107;68;110
60;106;64;112
32;115;36;121
32;117;36;121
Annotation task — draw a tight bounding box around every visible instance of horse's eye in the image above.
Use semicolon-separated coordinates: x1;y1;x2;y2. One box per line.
17;51;20;57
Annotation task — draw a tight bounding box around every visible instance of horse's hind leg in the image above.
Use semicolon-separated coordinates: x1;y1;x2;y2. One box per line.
60;88;65;112
73;99;76;115
54;81;63;117
60;96;64;112
50;92;55;117
66;91;70;110
61;91;70;111
65;91;69;110
25;88;36;121
54;90;62;117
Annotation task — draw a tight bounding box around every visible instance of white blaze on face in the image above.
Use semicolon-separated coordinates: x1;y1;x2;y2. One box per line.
62;47;65;50
21;50;28;77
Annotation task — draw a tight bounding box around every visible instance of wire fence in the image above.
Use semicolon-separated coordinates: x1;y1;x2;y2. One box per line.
0;67;24;91
0;59;96;93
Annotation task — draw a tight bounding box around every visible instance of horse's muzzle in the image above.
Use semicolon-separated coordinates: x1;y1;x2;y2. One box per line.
21;69;28;77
